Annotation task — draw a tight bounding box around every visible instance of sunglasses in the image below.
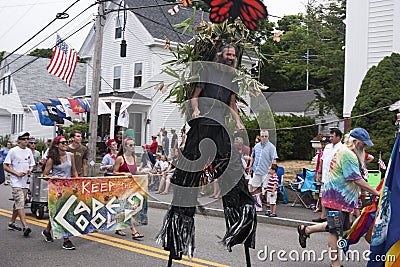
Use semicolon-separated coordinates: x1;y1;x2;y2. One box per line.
19;137;29;140
127;144;135;147
260;135;268;138
29;142;36;144
58;141;68;145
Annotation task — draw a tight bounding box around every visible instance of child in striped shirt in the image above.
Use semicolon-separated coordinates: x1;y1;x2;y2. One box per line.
266;164;279;217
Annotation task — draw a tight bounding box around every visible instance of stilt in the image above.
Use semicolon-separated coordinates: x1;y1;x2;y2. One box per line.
244;246;251;267
167;253;173;267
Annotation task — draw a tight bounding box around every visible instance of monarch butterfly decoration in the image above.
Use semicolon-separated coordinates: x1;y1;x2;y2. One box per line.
204;0;268;31
168;4;180;15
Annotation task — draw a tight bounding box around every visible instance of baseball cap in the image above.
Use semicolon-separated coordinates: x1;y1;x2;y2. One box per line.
29;137;36;143
320;137;330;143
17;132;30;140
350;128;374;146
143;144;150;149
106;139;116;147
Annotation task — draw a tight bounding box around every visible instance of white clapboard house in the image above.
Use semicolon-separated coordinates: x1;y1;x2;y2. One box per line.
78;0;255;149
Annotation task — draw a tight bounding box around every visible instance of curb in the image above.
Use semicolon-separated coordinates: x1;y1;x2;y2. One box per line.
148;200;316;228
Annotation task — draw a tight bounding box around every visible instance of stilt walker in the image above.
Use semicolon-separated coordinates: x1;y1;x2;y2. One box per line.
157;1;268;265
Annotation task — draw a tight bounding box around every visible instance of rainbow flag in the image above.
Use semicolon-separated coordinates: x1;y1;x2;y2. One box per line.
368;131;400;267
342;179;382;253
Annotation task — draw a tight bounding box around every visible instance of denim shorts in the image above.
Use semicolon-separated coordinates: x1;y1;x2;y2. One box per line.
325;208;351;236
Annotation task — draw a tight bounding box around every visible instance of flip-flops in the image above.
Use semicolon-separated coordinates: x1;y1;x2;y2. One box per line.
115;230;126;236
132;232;144;240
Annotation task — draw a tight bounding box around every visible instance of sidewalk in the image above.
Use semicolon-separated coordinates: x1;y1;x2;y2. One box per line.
149;192;320;228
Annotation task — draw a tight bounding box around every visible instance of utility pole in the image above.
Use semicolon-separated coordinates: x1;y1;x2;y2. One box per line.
306;48;309;91
88;1;105;177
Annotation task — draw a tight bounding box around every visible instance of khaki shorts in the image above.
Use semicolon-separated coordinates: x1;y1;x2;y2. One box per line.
12;187;28;210
250;174;268;188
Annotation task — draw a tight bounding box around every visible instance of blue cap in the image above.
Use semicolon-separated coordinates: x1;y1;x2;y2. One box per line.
320;137;330;143
350;128;374;146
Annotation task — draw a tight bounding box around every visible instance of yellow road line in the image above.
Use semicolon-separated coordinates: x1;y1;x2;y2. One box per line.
0;208;230;267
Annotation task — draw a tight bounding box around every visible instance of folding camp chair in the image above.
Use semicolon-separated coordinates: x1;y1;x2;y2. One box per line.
277;166;288;204
365;170;382;201
367;170;381;188
287;168;317;209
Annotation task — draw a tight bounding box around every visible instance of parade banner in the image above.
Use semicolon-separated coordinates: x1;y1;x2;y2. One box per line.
48;176;148;239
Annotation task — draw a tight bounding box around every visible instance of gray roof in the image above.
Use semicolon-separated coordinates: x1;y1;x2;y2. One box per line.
73;87;150;101
99;91;150;101
254;89;321;114
125;0;207;43
1;53;86;106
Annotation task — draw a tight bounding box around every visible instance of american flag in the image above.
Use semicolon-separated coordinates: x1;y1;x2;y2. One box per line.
47;35;78;86
378;157;387;170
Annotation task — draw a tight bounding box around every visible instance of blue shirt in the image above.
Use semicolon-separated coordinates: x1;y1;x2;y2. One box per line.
251;141;278;175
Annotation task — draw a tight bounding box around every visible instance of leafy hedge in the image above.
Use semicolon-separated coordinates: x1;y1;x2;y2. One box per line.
351;53;400;168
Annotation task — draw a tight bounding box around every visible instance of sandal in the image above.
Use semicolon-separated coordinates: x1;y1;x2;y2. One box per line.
132;232;144;239
115;230;126;236
297;225;310;248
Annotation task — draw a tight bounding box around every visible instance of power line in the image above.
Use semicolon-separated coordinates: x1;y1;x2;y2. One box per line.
0;0;82;65
245;105;390;132
4;20;93;78
108;0;193;40
0;4;95;72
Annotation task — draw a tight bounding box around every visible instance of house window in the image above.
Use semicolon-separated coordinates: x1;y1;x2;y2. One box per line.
7;76;11;94
113;66;121;90
115;16;122;39
130;113;142;146
1;79;4;95
134;63;142;88
11;114;23;134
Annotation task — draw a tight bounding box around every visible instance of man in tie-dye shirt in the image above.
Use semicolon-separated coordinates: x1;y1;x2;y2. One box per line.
297;128;380;267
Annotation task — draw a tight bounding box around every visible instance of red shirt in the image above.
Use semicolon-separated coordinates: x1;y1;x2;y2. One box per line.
150;140;158;154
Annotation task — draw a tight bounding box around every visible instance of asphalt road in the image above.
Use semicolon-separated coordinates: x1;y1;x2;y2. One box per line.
0;184;371;267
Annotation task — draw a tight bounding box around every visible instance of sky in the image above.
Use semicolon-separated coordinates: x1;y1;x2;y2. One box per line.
0;0;306;54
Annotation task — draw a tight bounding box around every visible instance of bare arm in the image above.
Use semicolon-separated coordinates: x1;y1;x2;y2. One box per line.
113;156;131;176
365;154;374;164
229;94;244;130
3;163;25;177
82;159;87;177
354;178;380;196
191;87;202;118
248;156;254;173
43;158;54;177
70;153;79;178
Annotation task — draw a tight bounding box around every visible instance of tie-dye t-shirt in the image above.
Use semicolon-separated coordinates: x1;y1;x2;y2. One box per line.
321;146;362;213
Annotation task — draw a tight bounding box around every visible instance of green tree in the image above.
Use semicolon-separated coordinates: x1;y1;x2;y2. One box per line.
28;48;86;63
0;51;4;61
243;114;317;160
60;121;89;143
260;0;346;116
28;48;53;58
351;53;400;168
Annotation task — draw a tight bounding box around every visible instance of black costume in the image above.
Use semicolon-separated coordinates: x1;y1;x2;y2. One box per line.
157;64;257;260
